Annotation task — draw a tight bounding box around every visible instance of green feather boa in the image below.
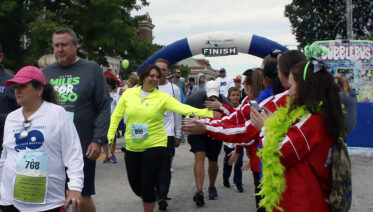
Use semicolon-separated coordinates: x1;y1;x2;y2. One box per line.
257;98;310;212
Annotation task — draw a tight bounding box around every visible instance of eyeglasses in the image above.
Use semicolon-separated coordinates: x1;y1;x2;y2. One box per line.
19;119;31;139
175;72;181;74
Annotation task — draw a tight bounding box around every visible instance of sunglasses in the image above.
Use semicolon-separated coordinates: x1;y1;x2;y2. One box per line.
19;119;31;139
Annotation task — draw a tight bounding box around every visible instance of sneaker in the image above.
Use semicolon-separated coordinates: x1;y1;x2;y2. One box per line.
158;199;168;211
208;187;218;200
235;183;244;193
103;156;111;163
193;191;204;207
170;167;174;173
223;178;230;188
111;155;118;163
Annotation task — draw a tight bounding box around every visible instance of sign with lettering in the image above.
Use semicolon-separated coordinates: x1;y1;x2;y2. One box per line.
313;40;373;147
202;47;238;56
313;40;373;103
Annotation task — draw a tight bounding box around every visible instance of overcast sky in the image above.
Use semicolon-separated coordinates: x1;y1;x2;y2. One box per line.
132;0;298;78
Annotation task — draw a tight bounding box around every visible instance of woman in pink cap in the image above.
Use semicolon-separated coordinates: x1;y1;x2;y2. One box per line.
0;66;84;212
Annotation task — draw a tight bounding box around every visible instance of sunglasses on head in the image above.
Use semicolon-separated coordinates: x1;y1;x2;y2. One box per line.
19;119;31;139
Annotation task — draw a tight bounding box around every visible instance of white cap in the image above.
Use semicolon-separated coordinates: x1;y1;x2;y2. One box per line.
205;80;220;97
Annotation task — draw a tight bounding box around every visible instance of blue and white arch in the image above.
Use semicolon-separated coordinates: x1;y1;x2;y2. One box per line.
136;31;288;73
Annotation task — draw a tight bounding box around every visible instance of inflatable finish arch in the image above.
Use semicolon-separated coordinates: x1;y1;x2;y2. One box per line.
136;32;288;73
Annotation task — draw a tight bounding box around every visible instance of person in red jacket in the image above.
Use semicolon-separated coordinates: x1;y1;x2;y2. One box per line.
182;50;307;212
250;57;346;212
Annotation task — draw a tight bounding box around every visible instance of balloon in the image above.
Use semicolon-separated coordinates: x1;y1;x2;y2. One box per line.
122;59;129;69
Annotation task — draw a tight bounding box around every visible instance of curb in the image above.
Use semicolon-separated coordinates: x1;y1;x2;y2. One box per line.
348;147;373;159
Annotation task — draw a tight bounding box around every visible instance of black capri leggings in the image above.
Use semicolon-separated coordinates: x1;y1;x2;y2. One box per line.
125;146;166;203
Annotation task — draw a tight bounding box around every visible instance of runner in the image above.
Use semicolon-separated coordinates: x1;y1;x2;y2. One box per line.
107;64;214;212
185;80;231;207
43;28;110;212
0;66;83;212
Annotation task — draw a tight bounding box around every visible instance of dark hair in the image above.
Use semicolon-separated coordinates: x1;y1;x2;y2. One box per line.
154;58;169;66
0;43;3;53
139;64;161;86
263;61;284;94
290;61;346;139
106;77;118;89
30;80;57;104
54;28;78;43
278;50;306;77
228;87;240;96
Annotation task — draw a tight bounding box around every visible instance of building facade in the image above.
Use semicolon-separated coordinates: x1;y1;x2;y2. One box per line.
176;58;219;81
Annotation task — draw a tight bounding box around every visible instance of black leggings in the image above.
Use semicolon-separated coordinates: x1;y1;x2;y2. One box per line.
125;146;166;203
0;205;62;212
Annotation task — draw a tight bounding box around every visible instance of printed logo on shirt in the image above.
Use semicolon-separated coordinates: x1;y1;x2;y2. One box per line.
14;130;44;152
220;82;227;86
0;86;5;93
49;75;80;103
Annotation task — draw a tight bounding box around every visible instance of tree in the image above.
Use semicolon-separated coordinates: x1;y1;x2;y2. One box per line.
0;0;161;73
284;0;373;48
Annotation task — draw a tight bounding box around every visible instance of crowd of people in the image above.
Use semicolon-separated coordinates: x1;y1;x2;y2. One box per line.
0;27;357;212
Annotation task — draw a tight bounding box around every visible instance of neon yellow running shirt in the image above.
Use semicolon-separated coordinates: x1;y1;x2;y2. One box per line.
107;86;213;152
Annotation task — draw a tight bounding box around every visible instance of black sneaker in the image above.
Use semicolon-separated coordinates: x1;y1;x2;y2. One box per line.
158;199;168;211
235;183;244;193
223;178;230;188
208;187;218;200
193;191;205;207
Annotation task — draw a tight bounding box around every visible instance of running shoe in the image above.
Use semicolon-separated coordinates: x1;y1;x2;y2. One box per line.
193;191;204;207
111;155;118;163
208;187;218;200
158;199;168;211
223;178;230;188
235;183;244;193
103;156;111;163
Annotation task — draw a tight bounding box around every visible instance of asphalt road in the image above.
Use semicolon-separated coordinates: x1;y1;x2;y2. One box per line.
92;137;373;212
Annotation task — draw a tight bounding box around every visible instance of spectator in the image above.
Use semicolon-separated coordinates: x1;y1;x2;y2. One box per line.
0;43;19;156
336;75;357;133
215;68;234;97
191;73;206;95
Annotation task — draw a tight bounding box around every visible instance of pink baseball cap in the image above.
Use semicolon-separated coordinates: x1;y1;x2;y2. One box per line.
5;66;46;86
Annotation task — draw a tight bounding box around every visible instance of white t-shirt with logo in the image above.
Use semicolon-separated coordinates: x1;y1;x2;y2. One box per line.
0;101;83;212
215;76;234;97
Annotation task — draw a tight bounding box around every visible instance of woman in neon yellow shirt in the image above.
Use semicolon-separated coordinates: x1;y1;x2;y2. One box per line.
107;64;213;212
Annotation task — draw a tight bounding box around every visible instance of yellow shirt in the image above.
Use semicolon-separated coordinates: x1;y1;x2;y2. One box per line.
107;86;213;152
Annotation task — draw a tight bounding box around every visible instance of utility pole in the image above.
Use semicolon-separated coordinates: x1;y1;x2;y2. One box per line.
346;0;353;40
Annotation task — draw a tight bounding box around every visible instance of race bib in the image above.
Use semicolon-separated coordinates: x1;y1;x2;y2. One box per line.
131;123;148;142
14;152;48;203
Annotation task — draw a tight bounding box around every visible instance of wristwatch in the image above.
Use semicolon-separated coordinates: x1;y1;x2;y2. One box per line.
94;139;106;146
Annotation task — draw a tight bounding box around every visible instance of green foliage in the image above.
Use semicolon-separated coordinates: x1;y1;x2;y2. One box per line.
0;0;160;73
285;0;373;48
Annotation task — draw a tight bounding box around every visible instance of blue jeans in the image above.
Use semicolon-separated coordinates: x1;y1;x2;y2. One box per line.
223;145;243;184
